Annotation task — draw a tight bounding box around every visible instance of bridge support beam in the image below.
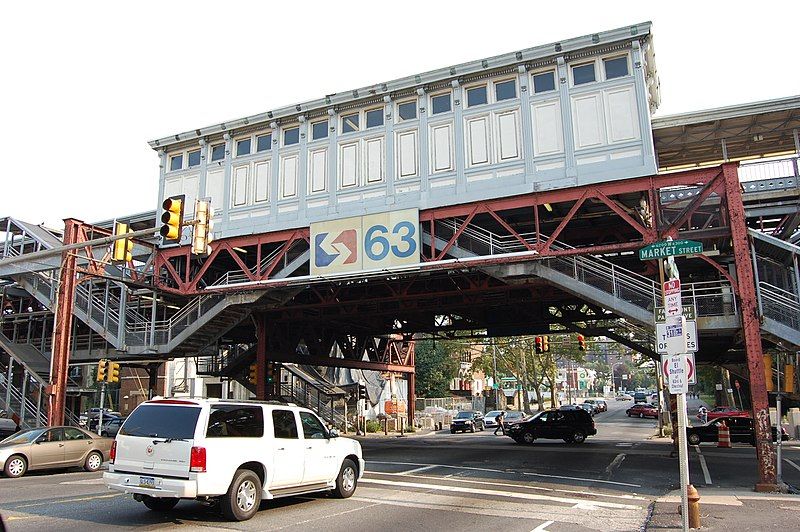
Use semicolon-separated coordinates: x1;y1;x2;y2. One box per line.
723;163;777;491
47;219;80;427
256;315;267;400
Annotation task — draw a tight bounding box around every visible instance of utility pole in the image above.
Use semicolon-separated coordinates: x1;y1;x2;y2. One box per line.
491;339;499;408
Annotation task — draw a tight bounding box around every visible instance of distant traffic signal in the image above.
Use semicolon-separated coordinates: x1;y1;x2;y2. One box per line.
534;336;543;354
112;222;134;262
191;199;213;256
160;195;185;244
577;334;586;351
96;359;108;382
107;361;120;383
249;364;257;385
542;335;550;353
358;383;368;401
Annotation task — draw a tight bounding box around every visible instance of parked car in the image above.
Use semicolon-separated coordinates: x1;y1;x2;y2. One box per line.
88;413;123;433
706;406;750;420
450;411;484;433
583;399;606;413
101;417;126;438
105;398;363;521
615;393;633;401
507;409;596;444
687;416;789;446
0;426;113;478
483;410;504;428
626;404;659;419
578;403;596;416
633;392;648;404
500;411;526;428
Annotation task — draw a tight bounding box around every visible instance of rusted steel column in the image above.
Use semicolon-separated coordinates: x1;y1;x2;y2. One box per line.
721;163;777;490
256;315;267;400
47;219;80;427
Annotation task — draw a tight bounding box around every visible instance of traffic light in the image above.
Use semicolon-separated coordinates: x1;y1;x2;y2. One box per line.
107;361;120;383
764;354;774;392
577;334;586;351
542;335;550;353
534;336;543;354
191;199;214;255
265;362;275;385
96;359;108;382
358;383;368;401
160;195;185;244
249;363;257;385
112;222;134;262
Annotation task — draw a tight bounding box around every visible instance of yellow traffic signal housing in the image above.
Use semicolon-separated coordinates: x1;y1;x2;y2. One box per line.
108;362;121;383
96;359;108;382
160;195;185;244
249;363;257;385
542;335;550;353
112;222;134;262
192;199;214;255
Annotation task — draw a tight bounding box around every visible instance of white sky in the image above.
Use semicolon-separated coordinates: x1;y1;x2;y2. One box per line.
2;1;798;230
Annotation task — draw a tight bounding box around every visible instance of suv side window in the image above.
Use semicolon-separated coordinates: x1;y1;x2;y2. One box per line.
272;410;299;439
207;405;264;438
299;412;327;439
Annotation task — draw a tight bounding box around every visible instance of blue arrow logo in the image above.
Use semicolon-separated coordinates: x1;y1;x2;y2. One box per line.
314;232;338;267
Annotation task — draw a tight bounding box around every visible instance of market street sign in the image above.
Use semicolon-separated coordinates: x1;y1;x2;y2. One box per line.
639;240;704;260
655;305;696;322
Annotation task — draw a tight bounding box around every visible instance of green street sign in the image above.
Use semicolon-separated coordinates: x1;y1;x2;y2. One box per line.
639;240;703;260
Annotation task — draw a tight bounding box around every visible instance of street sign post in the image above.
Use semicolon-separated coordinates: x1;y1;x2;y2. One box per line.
663;279;682;318
639;240;704;260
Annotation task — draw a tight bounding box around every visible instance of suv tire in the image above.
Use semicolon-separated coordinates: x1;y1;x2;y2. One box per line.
332;459;358;499
84;451;103;472
571;430;586;444
143;496;179;512
221;469;262;521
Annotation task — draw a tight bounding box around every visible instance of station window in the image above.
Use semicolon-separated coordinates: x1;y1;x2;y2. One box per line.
466;85;488;107
397;101;416;121
211;144;225;162
169;154;183;171
494;80;517;102
236;138;251;157
256;133;272;152
312;120;328;140
572;62;596;85
187;150;201;167
603;56;629;80
366;108;384;129
342;112;360;133
283;127;299;146
431;93;451;115
533;71;556;93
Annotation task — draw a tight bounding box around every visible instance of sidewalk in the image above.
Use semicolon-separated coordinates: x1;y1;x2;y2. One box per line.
647;488;800;530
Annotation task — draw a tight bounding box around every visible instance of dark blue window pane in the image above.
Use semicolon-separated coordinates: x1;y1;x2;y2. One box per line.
342;113;359;133
312;121;328;140
170;155;183;171
495;80;516;101
533;71;556;93
573;63;596;85
398;101;416;121
284;127;299;146
236;139;251;156
604;56;629;79
366;108;384;128
211;144;225;161
257;134;272;152
431;94;451;114
467;86;487;107
187;150;201;167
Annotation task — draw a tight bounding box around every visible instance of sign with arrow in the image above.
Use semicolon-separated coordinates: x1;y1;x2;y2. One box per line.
310;209;420;275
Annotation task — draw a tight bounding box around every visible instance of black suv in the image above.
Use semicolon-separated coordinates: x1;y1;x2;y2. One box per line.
506;409;596;444
450;411;485;433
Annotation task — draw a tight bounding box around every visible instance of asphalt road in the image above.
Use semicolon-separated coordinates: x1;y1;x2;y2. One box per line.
1;400;798;531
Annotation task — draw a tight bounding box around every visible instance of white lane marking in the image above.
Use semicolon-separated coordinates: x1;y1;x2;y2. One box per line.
694;446;712;485
368;460;641;488
532;520;555;531
401;465;439;475
268;502;381;531
369;470;647;501
604;453;626;477
784;458;800;473
359;478;641;510
59;478;105;485
15;493;121;509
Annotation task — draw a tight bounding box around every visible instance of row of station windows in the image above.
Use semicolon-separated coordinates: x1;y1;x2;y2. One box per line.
168;54;631;173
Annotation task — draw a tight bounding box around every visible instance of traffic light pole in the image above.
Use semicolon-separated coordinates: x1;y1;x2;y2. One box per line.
97;381;106;436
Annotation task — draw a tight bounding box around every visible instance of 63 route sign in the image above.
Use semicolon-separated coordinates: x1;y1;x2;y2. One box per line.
310;209;420;275
639;239;704;260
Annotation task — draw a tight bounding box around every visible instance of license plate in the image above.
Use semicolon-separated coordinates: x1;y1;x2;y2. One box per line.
139;476;155;489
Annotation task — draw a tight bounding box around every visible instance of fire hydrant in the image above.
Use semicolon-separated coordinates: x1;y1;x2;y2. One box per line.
687;484;701;529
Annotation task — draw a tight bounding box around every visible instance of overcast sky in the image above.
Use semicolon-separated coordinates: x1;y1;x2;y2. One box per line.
2;1;798;230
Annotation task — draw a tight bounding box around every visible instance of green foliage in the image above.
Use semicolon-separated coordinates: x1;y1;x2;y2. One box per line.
365;420;381;433
415;339;459;398
404;424;416;432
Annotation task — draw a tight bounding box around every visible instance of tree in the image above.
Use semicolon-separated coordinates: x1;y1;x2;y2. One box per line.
414;339;459;398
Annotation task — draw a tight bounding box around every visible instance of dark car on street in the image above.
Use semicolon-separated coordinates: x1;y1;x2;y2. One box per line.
507;409;596;444
687;416;789;446
626;403;658;419
450;411;485;433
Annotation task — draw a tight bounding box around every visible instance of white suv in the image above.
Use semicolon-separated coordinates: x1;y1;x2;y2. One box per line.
103;398;364;521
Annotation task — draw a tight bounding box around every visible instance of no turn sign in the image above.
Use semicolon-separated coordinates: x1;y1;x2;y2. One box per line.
661;353;696;385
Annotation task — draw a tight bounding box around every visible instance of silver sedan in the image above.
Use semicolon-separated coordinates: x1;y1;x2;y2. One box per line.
0;426;113;478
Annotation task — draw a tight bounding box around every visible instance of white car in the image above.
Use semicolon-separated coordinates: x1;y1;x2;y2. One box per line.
104;398;364;521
